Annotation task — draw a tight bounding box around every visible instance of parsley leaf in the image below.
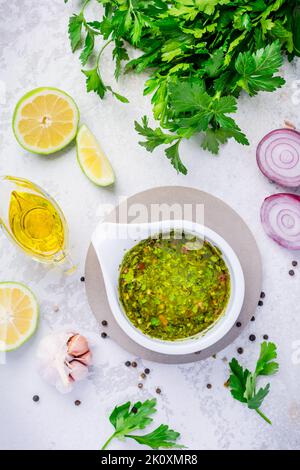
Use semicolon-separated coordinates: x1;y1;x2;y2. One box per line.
68;13;83;52
235;41;285;95
82;67;106;98
229;342;279;425
128;424;184;449
101;398;182;450
80;31;94;65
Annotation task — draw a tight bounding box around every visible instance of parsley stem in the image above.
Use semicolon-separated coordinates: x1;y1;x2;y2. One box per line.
101;432;117;450
255;408;272;425
80;0;91;15
96;39;113;69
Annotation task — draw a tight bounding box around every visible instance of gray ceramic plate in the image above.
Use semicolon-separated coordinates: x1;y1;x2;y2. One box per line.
85;186;262;364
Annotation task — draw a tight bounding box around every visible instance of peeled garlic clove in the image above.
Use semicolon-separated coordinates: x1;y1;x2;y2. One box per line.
68;359;89;382
76;350;93;367
67;334;89;357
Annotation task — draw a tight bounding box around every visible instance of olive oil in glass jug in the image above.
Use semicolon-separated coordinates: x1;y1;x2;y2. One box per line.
0;176;75;271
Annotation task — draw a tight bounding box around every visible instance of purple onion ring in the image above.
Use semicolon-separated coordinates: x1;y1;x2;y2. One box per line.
257;128;300;188
261;193;300;250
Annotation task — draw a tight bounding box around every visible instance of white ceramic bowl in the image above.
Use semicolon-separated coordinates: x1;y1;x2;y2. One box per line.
92;220;245;355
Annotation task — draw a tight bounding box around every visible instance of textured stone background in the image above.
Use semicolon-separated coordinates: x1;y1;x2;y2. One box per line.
0;0;300;450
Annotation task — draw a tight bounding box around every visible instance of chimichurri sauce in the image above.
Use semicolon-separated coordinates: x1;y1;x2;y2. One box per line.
118;232;230;341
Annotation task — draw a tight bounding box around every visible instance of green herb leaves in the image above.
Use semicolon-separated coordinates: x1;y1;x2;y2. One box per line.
229;342;279;425
101;398;183;450
68;13;83;52
66;0;297;174
235;41;285;95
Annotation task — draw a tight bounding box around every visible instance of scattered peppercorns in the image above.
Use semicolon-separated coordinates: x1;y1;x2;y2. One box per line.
236;321;242;327
140;373;146;379
206;383;212;389
292;261;298;267
289;269;295;276
260;292;266;298
155;387;161;394
101;320;108;326
237;347;244;354
80;276;85;282
249;334;256;342
101;332;107;338
251;316;255;322
32;395;39;403
74;400;81;406
258;300;263;306
138;383;143;389
125;361;131;367
144;368;150;375
263;334;269;340
131;361;137;368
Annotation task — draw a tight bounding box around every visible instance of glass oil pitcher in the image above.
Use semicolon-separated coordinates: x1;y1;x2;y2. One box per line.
0;176;76;272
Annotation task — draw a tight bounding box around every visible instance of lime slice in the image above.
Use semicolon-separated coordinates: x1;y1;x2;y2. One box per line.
12;87;79;155
0;282;39;352
76;124;115;186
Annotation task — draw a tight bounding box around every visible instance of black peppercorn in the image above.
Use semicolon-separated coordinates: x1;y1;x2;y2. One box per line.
32;395;39;403
131;361;137;368
258;300;263;306
156;387;161;394
289;269;295;276
138;383;143;389
292;261;298;267
101;332;107;338
237;347;243;354
74;400;81;406
206;383;212;389
80;276;85;282
101;320;108;326
131;406;138;414
140;373;146;379
236;321;242;327
249;334;256;342
263;334;269;340
251;316;255;322
144;368;150;375
260;292;266;298
125;361;131;367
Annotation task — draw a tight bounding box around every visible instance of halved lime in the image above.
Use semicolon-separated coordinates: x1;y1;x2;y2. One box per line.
12;87;79;155
0;282;39;352
76;124;115;186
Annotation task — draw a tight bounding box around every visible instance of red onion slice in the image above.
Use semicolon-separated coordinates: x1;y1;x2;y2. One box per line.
261;193;300;250
257;128;300;188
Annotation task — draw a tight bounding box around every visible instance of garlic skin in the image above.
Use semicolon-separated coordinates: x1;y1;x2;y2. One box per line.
37;331;93;394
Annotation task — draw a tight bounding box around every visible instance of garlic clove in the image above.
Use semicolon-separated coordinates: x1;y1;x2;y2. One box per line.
67;334;89;357
76;350;93;367
68;359;89;382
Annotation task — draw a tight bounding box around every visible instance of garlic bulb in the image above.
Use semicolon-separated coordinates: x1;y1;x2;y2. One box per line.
37;331;93;393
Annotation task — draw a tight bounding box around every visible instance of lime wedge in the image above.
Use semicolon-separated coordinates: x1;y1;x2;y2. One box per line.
76;124;115;186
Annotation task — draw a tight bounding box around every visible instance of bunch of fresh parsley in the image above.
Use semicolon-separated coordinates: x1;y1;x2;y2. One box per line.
66;0;300;174
101;398;183;449
228;341;279;424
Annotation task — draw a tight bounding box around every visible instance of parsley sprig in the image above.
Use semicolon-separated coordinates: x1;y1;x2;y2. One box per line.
229;342;279;425
101;398;183;450
66;1;299;174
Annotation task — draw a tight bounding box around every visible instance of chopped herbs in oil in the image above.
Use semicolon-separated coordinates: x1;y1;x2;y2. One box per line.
119;232;230;341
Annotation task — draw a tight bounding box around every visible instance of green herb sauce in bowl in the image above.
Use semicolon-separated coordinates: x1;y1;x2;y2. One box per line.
118;232;230;341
